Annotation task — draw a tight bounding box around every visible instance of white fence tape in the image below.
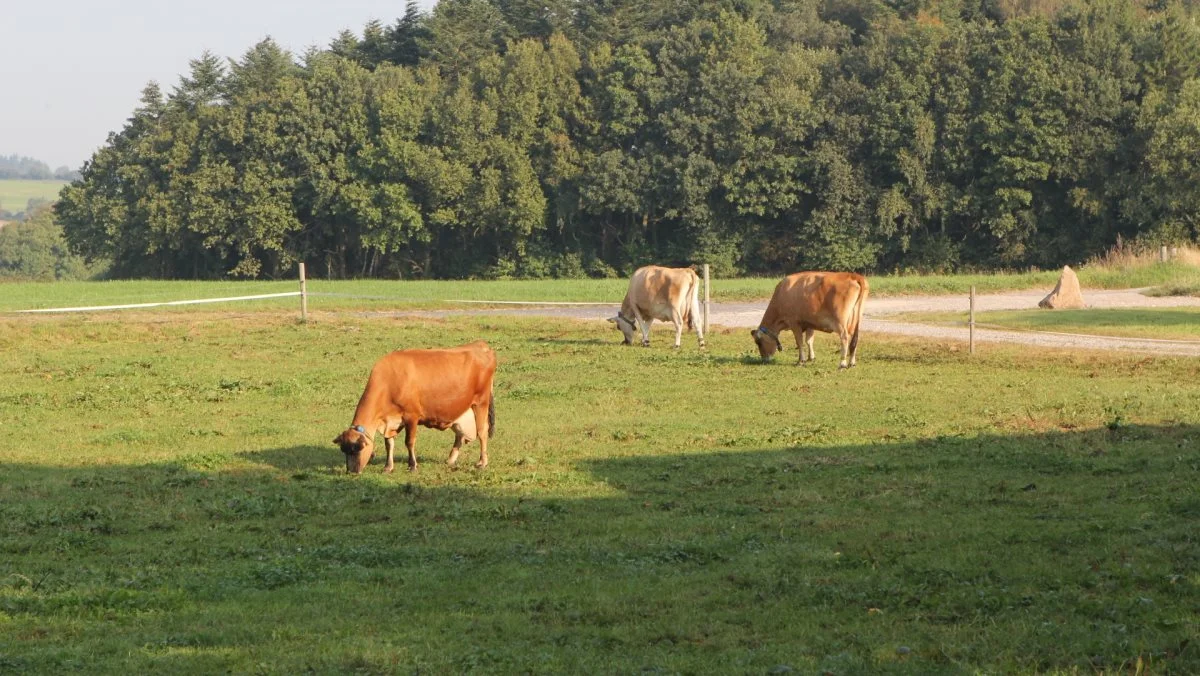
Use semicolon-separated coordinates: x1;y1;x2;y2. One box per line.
12;292;301;314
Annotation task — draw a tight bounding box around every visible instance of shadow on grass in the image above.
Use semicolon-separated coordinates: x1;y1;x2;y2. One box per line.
4;425;1199;673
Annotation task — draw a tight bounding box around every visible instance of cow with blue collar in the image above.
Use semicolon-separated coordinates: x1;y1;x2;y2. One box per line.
333;341;496;474
751;271;869;368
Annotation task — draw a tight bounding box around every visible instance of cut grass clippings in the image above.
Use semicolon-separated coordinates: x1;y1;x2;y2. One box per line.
1;310;1198;673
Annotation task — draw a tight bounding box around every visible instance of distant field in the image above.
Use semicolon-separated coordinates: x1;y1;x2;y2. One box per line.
894;306;1200;341
0;179;67;213
2;261;1200;313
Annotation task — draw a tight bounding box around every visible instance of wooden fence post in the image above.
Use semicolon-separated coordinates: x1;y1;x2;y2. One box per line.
299;263;308;323
1161;245;1169;263
702;264;710;335
969;285;975;355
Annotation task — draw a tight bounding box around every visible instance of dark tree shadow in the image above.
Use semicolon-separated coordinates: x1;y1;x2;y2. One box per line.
5;424;1199;674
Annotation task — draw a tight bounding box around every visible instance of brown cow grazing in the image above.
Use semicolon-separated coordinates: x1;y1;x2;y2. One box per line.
608;265;706;349
333;341;496;474
751;272;869;368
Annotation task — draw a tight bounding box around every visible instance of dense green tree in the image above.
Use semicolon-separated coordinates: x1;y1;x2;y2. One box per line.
56;0;1200;279
386;0;432;67
0;204;95;280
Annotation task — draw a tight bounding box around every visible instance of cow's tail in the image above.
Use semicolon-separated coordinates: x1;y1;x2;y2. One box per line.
488;386;496;436
848;274;869;357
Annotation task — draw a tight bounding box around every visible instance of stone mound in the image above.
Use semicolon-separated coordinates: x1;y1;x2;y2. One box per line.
1038;265;1085;309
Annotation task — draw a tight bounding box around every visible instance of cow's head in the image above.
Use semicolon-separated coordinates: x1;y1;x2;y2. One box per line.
332;425;374;474
750;326;783;362
607;312;637;345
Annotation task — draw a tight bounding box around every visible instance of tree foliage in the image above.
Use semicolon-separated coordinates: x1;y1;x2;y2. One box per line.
0;204;95;280
56;0;1200;278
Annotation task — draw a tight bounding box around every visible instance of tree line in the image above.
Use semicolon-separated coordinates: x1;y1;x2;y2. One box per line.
0;155;79;181
55;0;1200;279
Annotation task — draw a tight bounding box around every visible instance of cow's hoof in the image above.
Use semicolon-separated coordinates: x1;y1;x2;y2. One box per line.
384;465;395;474
475;460;488;469
838;363;848;370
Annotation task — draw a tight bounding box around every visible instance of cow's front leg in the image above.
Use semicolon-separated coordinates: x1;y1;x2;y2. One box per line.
447;430;463;467
404;419;419;470
639;317;652;347
794;328;807;366
383;435;397;473
804;328;816;364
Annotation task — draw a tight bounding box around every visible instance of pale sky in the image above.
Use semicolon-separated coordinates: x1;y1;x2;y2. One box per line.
2;0;437;171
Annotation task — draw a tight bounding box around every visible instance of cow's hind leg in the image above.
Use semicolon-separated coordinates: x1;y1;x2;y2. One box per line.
671;310;684;349
837;328;851;369
403;419;419;470
472;403;490;469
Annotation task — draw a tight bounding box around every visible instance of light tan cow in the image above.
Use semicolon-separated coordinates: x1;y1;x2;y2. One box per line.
751;271;868;368
333;341;496;473
608;265;706;349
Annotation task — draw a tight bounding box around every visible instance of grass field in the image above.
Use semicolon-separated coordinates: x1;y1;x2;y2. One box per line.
894;307;1200;341
1;308;1198;673
1;259;1199;313
0;179;67;214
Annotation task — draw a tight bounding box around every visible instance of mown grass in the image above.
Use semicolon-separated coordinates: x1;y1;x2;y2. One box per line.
1146;282;1200;298
0;179;67;214
2;259;1199;314
893;307;1200;341
1;310;1198;673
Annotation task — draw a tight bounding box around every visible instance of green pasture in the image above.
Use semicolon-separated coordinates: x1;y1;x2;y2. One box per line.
1;260;1199;313
0;179;67;214
1;309;1198;673
895;307;1200;342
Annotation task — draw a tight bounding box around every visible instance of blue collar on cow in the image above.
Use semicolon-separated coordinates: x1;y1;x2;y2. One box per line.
757;326;783;349
353;425;368;436
617;311;637;326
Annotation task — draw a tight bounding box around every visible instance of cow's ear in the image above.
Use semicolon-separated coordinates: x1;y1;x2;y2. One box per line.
607;316;617;323
749;329;759;338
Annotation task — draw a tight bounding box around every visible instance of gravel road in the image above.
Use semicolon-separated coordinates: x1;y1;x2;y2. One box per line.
378;287;1200;356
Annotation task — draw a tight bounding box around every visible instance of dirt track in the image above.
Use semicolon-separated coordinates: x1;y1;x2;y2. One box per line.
388;288;1200;357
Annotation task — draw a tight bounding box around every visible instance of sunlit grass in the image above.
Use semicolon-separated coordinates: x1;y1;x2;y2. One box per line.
891;307;1200;341
1;247;1198;316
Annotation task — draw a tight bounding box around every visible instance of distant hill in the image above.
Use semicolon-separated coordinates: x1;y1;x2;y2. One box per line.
0;179;68;216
